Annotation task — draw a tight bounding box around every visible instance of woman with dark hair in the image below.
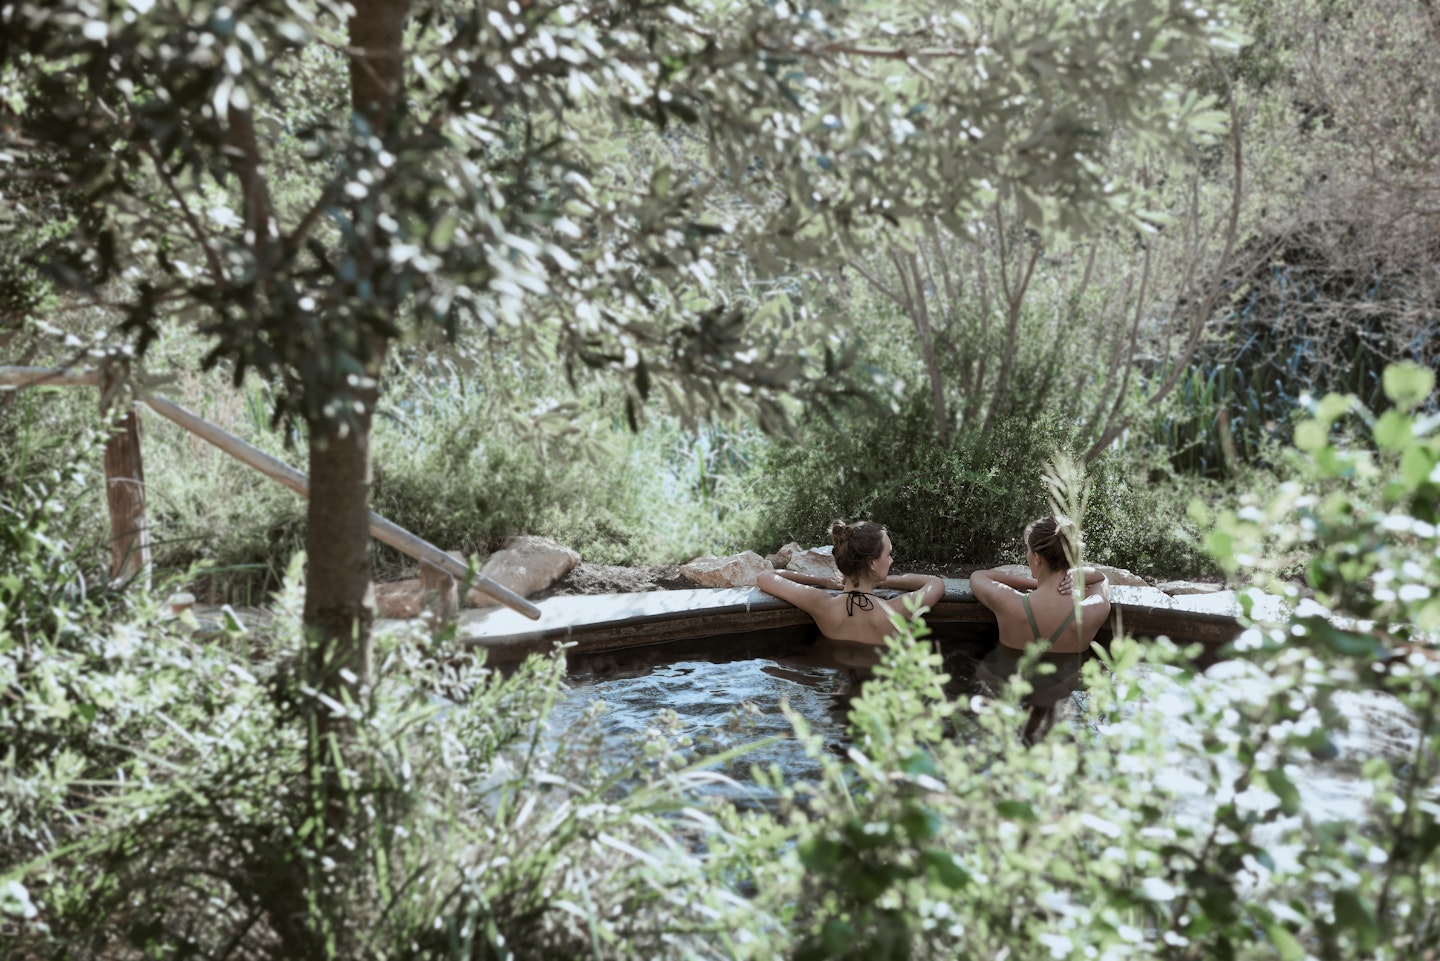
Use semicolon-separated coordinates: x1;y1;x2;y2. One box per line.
969;515;1111;742
756;520;946;646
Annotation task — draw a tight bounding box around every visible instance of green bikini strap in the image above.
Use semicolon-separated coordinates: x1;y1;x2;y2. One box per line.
1022;593;1078;644
1048;606;1078;645
1021;593;1041;639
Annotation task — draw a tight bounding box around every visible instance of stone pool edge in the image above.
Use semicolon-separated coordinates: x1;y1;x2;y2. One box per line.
453;579;1279;665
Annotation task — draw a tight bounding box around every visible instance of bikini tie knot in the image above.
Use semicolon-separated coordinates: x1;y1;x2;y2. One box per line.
845;590;875;616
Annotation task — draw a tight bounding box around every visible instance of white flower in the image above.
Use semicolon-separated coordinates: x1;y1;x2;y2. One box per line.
1139;877;1179;901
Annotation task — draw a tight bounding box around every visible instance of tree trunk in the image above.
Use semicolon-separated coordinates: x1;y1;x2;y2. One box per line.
292;3;410;941
303;413;377;698
299;0;410;690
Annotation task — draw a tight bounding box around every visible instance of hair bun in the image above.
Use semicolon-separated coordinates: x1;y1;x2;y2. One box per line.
830;519;850;544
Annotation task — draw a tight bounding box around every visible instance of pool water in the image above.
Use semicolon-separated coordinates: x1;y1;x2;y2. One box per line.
553;658;852;804
549;638;1004;806
550;636;1427;827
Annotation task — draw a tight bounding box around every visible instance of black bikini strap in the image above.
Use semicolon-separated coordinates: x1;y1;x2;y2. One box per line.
845;590;875;616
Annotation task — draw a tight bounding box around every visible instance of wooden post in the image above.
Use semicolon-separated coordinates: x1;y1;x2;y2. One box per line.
100;363;150;588
420;550;463;631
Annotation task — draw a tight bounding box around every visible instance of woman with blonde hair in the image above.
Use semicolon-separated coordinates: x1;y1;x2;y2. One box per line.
970;515;1111;655
757;519;946;646
970;515;1111;741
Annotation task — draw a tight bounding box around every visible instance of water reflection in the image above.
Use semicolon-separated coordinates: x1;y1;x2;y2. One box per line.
552;638;1426;829
974;645;1088;744
552;638;991;806
553;655;850;806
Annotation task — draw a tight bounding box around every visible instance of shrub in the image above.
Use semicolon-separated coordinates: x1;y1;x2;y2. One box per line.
1;554;769;958
720;360;1440;960
752;389;1215;574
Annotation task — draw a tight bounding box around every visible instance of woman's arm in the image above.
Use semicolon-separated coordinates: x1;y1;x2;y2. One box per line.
969;569;1025;613
879;573;946;611
763;568;843;590
974;569;1037;591
1056;567;1109;597
756;570;830;614
1083;569;1110;602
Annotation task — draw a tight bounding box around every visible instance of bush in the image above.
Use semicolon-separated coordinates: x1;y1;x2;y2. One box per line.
720;360;1440;960
370;360;763;569
752;389;1215;574
2;555;767;958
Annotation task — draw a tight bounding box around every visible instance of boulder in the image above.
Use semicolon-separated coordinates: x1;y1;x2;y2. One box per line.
765;541;800;569
786;545;839;580
680;550;771;588
375;579;424;619
465;535;582;608
1096;565;1149;587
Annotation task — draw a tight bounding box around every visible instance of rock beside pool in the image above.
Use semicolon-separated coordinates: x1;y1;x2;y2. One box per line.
375;579;425;618
786;545;839;580
1097;565;1148;587
465;535;583;608
680;550;771;588
765;541;801;568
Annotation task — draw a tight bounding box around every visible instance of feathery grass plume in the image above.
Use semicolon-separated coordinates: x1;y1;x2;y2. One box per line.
1041;451;1090;572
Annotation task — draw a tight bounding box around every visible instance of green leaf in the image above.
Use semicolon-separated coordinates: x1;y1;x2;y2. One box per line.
1264;923;1304;961
1332;890;1378;952
1294;420;1329;453
921;848;971;890
798;837;841;873
1383;361;1435;411
994;800;1038;823
898;803;941;841
1399;444;1435;488
1373;410;1413;451
821;920;855;956
1314;393;1352;427
1307;619;1386;660
1264;768;1300;816
429;209;458;251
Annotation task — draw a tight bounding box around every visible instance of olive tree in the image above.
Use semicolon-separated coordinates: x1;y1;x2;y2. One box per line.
1;0;1239;688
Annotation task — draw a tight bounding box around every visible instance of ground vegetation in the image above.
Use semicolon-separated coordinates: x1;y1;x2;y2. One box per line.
4;0;1440;956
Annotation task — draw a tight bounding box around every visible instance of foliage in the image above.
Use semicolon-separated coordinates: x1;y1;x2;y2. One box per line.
6;361;1439;959
1;550;763;958
1141;0;1440;481
0;402;111;641
751;387;1213;573
0;0;1240;435
369;351;767;569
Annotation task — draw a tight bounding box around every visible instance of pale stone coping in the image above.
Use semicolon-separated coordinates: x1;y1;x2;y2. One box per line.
454;578;1290;647
455;586;777;640
184;579;1290;648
